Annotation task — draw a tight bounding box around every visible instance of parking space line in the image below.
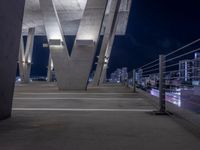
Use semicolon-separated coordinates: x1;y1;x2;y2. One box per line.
12;108;154;112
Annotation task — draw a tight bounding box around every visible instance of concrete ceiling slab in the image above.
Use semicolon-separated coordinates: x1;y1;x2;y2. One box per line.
22;0;132;35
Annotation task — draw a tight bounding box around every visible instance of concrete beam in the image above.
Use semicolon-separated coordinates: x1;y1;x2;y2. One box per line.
92;0;121;86
40;0;108;90
18;28;35;83
0;0;25;120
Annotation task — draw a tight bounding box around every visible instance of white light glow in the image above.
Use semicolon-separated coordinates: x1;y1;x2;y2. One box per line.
49;39;63;46
27;59;31;64
77;34;95;42
104;58;109;63
150;89;181;107
48;30;63;42
49;35;62;41
51;59;54;70
76;39;94;46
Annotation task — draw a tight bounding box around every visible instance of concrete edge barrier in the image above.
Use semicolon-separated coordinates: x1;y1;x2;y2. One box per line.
137;88;200;137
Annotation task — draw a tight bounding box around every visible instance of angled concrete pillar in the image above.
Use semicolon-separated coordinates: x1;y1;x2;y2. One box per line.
92;0;121;86
18;36;25;81
0;0;25;120
39;0;70;88
99;0;132;84
40;0;108;90
18;28;35;83
99;31;115;84
101;67;107;83
47;53;54;82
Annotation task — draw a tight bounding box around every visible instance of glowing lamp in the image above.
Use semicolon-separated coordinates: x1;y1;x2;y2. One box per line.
49;39;63;46
76;39;95;46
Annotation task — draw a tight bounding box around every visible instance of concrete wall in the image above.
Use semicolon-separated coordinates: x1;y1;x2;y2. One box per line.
0;0;25;119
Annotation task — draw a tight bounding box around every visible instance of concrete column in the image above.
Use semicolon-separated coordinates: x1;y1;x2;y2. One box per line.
18;36;25;81
47;53;54;82
40;0;108;90
100;64;108;84
18;28;35;83
99;0;132;85
159;55;166;112
24;28;35;83
39;0;70;89
92;0;121;86
99;33;115;84
0;0;25;120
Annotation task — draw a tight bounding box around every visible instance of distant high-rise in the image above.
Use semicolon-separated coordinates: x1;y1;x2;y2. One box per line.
179;60;192;82
109;67;129;83
136;69;143;84
193;52;200;81
109;68;121;83
121;67;128;82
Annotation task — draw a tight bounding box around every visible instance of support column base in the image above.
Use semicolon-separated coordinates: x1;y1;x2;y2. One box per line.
152;110;173;116
0;114;11;121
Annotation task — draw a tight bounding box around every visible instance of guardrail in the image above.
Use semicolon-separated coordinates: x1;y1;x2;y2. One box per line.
127;38;200;114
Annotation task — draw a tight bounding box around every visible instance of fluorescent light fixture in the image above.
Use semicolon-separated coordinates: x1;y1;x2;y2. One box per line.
104;58;109;64
49;39;63;46
27;59;32;64
76;39;95;46
43;43;49;48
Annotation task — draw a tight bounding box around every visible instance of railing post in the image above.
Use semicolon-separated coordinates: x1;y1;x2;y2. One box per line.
159;55;166;112
133;69;136;92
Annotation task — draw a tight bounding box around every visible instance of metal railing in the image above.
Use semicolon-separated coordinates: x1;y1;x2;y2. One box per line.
127;38;200;114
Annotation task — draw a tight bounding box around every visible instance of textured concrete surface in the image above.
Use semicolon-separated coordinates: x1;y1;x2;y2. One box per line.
22;0;131;35
0;83;200;150
0;0;25;119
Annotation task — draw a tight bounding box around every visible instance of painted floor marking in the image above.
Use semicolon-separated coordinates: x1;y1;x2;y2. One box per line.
12;108;154;112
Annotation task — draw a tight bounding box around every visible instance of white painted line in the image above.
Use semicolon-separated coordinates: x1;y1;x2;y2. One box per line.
12;108;154;112
15;92;135;95
13;97;143;101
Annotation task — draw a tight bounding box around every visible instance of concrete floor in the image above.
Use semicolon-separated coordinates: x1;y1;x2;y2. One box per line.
0;82;200;150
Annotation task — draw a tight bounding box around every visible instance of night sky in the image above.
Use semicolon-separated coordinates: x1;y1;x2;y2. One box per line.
109;0;200;73
22;0;200;77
